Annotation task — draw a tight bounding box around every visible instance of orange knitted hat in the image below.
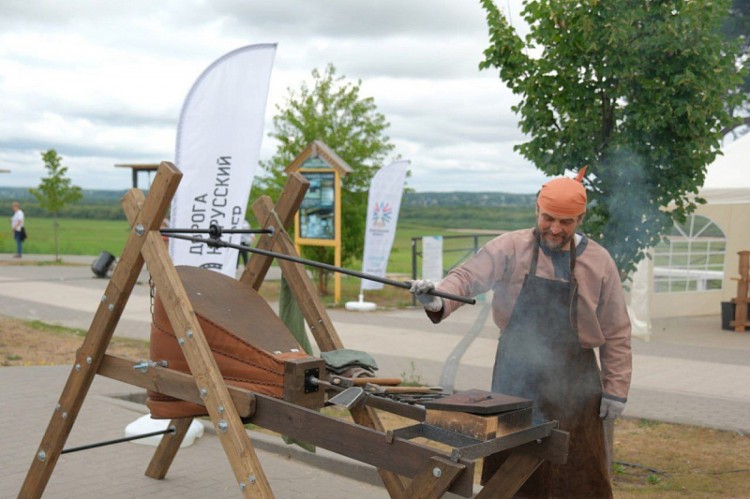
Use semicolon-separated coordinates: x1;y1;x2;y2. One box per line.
537;167;587;217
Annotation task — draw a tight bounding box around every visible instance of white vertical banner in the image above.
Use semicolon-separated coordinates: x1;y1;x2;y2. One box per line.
422;236;444;282
360;160;409;291
170;44;276;276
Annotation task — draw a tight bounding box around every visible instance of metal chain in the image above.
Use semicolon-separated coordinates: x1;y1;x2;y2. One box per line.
148;274;155;317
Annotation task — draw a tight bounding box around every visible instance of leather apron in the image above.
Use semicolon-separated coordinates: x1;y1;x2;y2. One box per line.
489;237;612;498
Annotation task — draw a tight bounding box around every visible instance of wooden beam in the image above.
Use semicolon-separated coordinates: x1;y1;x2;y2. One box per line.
241;172;308;289
251;196;343;352
248;175;408;496
123;185;274;497
19;162;180;499
402;456;465;499
98;354;256;417
144;417;194;479
475;453;544;499
247;393;474;497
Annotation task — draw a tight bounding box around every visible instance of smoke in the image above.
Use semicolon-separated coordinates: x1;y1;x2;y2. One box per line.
585;148;671;276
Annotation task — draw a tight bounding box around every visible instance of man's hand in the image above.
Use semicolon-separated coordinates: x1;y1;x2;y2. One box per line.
409;279;444;313
599;394;626;420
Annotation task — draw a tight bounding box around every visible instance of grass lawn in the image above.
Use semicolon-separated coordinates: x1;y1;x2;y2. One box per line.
1;217;505;279
0;217;131;257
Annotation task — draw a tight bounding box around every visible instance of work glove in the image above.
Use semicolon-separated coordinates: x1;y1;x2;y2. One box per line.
599;393;627;420
409;279;444;313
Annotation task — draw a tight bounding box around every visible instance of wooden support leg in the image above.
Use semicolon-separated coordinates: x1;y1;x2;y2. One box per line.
475;453;544;499
246;175;409;497
241;171;308;290
402;456;465;499
123;189;274;497
18;162;180;499
145;418;194;479
733;251;750;332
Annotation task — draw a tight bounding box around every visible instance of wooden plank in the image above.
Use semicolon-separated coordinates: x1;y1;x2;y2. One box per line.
515;428;570;465
145;417;194;479
403;456;465;499
18;162;180;499
475;453;544;499
247;173;408;496
98;354;256;417
251;196;343;352
248;393;475;497
241;172;308;289
130;203;275;497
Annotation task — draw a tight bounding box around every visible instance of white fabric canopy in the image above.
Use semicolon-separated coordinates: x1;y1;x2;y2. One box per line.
701;134;750;203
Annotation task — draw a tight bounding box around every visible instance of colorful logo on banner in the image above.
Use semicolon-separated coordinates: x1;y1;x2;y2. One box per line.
372;201;393;228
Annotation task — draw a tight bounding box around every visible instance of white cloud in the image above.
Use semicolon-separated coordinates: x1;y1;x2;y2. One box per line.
0;0;544;193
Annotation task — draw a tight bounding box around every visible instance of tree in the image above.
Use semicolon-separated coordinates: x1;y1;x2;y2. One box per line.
254;64;396;293
29;149;83;261
480;0;744;276
721;0;750;135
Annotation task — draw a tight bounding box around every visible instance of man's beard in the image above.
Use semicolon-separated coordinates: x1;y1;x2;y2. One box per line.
537;227;573;251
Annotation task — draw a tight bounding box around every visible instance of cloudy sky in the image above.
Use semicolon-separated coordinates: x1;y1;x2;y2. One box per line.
0;0;548;194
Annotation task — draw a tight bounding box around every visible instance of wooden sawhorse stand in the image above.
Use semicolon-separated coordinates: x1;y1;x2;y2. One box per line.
732;251;750;332
19;162;567;498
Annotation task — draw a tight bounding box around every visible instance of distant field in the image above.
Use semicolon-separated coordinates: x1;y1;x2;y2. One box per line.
0;218;131;257
1;207;532;274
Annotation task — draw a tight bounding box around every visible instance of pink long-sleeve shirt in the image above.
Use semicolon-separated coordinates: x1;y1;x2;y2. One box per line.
430;228;632;399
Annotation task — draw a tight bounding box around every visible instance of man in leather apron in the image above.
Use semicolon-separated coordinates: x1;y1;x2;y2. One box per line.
412;171;632;498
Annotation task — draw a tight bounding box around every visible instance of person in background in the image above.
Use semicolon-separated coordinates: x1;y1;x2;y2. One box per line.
10;201;25;258
237;219;255;267
410;170;631;498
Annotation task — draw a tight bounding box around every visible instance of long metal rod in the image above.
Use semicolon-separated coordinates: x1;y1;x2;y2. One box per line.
160;228;274;235
166;233;475;305
61;428;176;455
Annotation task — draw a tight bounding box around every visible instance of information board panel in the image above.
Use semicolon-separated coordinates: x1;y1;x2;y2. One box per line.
299;171;335;240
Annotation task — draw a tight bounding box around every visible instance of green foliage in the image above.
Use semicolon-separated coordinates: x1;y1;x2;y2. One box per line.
480;0;744;276
721;0;750;130
254;64;395;293
29;150;83;215
29;150;83;260
647;474;662;485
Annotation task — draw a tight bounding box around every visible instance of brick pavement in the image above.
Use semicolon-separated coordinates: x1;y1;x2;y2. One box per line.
0;366;388;499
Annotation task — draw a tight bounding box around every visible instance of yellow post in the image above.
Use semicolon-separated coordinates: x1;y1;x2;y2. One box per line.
284;141;352;304
334;168;342;303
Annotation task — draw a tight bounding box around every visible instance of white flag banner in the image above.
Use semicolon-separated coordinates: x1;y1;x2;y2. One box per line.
170;44;276;276
361;160;409;291
422;236;444;283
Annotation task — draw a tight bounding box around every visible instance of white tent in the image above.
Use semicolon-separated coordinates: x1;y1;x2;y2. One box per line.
638;133;750;320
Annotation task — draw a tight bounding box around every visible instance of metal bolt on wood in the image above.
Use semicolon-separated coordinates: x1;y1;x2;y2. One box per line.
186;329;193;339
75;363;81;372
108;304;114;312
135;224;145;236
433;467;442;478
55;404;61;411
62;412;68;419
200;388;208;399
248;474;256;484
101;295;107;303
239;483;246;491
37;451;46;462
218;420;228;433
86;356;92;365
178;338;185;346
218;405;225;414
